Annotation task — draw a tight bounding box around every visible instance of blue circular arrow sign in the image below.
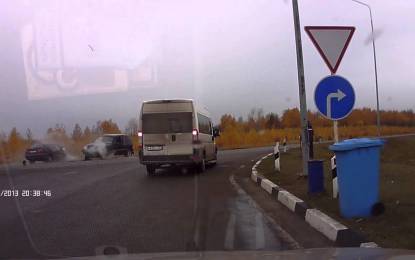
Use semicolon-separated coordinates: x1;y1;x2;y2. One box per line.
314;75;355;120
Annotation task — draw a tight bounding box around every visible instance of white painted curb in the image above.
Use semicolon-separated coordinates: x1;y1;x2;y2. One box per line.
251;171;258;183
278;191;304;212
305;208;347;241
260;179;277;194
250;152;379;247
360;242;379;248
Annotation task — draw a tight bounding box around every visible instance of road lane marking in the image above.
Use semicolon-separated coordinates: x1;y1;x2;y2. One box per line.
95;245;128;255
63;171;78;176
224;213;236;250
192;173;200;249
193;173;199;216
229;175;301;250
193;213;201;250
255;213;265;249
229;175;246;196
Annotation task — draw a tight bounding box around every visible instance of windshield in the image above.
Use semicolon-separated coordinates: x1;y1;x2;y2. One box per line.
1;0;415;259
96;136;114;144
30;143;44;149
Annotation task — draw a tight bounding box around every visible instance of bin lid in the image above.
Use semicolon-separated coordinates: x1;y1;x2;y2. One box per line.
329;138;384;151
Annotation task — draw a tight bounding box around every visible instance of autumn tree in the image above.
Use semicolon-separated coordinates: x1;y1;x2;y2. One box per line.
341;108;376;126
215;107;415;149
91;120;122;135
8;127;25;158
220;114;238;131
265;113;274;129
91;121;104;136
380;109;415;127
308;111;330;127
0;131;6;162
246;109;256;130
99;119;121;134
281;108;301;128
46;124;68;143
83;126;92;140
265;113;281;129
0;131;6;144
255;109;266;130
71;123;83;141
246;108;268;131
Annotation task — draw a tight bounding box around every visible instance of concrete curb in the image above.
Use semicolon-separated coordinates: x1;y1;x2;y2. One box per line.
251;153;378;248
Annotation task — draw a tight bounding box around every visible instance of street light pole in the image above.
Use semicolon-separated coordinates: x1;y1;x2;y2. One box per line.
352;0;381;136
292;0;309;176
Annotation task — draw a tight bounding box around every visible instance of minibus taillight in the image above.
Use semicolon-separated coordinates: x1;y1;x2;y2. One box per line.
192;129;199;142
138;131;143;148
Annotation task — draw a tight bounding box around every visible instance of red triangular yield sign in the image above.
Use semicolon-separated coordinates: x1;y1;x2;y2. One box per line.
305;26;355;74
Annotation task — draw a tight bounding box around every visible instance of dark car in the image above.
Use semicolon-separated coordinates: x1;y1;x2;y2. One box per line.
82;134;134;160
25;143;66;163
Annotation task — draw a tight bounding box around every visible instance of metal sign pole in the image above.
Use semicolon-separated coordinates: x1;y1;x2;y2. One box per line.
292;0;309;176
351;0;381;136
331;72;339;143
333;121;339;143
369;8;381;137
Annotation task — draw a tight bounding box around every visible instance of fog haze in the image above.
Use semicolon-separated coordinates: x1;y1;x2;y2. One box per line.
1;0;414;137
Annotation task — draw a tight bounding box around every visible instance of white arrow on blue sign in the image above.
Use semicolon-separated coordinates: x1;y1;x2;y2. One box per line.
314;75;355;120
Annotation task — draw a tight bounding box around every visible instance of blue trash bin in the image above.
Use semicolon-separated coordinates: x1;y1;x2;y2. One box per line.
330;138;384;218
308;160;324;193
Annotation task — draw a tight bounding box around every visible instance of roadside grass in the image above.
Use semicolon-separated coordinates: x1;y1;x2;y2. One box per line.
257;135;415;249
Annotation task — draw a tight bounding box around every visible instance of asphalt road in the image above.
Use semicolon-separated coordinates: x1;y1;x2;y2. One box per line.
0;147;332;258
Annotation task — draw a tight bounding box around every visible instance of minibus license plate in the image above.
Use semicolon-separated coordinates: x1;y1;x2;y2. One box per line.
147;145;163;151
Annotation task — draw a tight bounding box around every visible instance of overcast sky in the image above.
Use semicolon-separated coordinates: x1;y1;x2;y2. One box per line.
0;0;414;138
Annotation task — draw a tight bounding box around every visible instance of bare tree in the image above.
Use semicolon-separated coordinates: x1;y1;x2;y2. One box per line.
125;118;138;136
26;128;33;142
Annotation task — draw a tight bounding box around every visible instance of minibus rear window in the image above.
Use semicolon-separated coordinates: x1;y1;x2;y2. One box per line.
142;112;193;134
